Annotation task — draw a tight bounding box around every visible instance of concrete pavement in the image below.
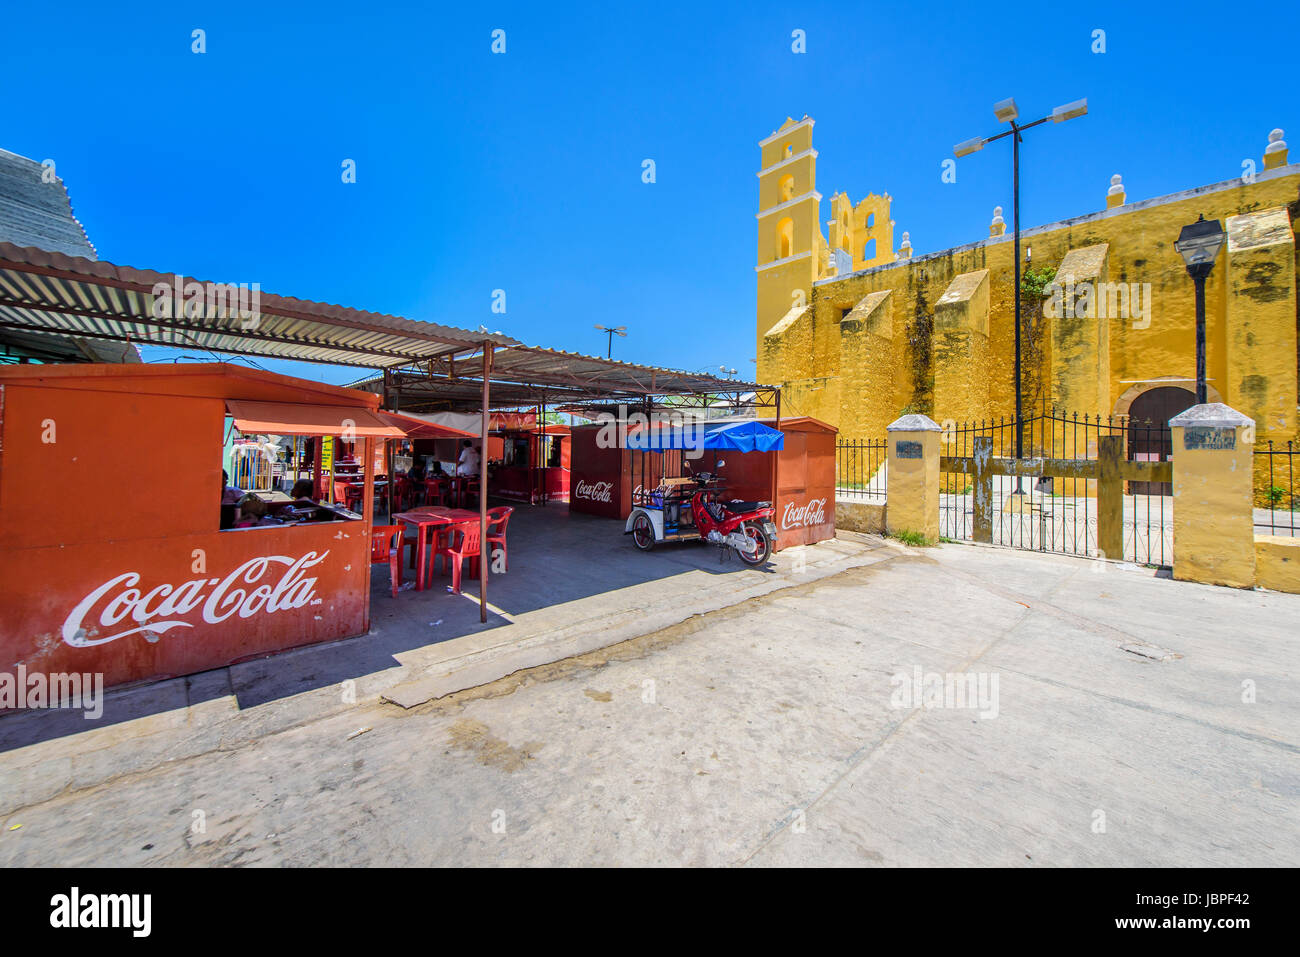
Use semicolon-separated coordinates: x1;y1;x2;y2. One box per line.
1;522;1297;866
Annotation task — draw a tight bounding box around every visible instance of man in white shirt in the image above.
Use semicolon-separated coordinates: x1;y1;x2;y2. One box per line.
456;440;481;477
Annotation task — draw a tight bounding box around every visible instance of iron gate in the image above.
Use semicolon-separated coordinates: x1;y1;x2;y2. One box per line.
938;411;1173;565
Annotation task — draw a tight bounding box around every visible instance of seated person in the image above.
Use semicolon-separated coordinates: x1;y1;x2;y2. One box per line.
233;494;283;528
407;458;426;483
428;460;446;480
290;479;318;506
221;469;244;506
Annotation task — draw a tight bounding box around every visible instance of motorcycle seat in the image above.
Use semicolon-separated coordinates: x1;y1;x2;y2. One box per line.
724;500;770;513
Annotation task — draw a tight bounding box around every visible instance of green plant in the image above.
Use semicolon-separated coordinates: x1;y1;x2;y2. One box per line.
905;289;934;415
1267;485;1285;507
1019;264;1057;415
1019;265;1058;301
890;528;936;547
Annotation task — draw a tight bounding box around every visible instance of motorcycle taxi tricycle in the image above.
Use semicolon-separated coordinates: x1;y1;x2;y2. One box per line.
621;419;785;566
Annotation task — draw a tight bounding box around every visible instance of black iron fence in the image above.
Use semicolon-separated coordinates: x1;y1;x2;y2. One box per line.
836;438;887;501
937;410;1173;566
1254;440;1298;537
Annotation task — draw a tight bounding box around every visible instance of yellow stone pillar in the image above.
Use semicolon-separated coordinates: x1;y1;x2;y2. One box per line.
886;414;941;542
1261;128;1288;171
838;290;895;441
1169;403;1256;588
989;206;1006;237
1223;206;1296;438
1105;173;1125;209
933;269;990;425
1048;243;1110;417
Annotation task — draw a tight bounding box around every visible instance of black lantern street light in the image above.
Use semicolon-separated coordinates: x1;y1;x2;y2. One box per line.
1173;215;1227;405
594;324;627;358
954;96;1088;473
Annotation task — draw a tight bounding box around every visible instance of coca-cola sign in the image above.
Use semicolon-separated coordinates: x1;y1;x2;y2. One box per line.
782;498;827;530
573;479;614;504
61;551;330;647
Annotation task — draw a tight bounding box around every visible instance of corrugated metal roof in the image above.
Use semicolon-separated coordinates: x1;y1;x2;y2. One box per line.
352;346;770;413
491;346;758;394
0;242;517;368
0;245;770;410
0;324;140;364
0;149;97;260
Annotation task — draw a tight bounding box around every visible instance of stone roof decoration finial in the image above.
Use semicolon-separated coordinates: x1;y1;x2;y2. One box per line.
1106;173;1125;210
1263;128;1288;170
989;205;1006;237
898;231;912;258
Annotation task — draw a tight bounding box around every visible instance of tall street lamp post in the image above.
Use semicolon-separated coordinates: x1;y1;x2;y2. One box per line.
1174;215;1227;405
954;97;1088;477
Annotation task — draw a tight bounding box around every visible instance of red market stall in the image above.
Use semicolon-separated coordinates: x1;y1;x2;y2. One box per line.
570;416;836;550
709;417;836;550
0;363;404;694
488;423;571;504
569;423;670;518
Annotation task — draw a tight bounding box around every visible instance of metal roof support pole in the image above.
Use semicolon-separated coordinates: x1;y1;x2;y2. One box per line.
772;388;782;523
313;434;324;502
362;436;376;633
479;342;494;623
386;437;394;521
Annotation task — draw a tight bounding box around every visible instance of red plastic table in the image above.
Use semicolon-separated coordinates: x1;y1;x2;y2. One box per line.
392;507;482;591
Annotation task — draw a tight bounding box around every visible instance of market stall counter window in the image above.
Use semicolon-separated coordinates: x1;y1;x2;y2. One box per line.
220;399;402;531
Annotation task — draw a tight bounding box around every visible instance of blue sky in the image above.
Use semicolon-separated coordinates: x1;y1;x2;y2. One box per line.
4;0;1295;386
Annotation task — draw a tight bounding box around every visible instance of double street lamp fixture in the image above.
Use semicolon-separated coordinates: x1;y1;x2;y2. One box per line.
1174;215;1227;405
594;324;627;358
954;96;1088;474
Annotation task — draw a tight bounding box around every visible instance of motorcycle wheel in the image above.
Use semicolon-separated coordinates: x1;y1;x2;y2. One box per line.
737;522;772;566
631;514;656;551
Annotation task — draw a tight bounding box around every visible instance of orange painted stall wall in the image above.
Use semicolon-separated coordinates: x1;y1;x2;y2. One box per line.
0;382;370;693
773;425;836;548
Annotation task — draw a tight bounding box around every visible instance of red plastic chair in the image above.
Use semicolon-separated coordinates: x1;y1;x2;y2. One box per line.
436;521;481;594
369;525;409;598
333;480;362;512
486;506;514;571
460;476;481;509
423;477;447;508
393;476;412;511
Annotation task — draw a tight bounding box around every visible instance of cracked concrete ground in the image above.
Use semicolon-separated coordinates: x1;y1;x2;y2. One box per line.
1;528;1297;866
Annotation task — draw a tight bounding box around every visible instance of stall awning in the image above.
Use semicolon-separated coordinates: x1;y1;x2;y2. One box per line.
626;419;785;453
225;399;405;437
377;410;476;440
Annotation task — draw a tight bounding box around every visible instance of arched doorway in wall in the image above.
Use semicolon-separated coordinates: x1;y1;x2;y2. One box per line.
1126;385;1197;495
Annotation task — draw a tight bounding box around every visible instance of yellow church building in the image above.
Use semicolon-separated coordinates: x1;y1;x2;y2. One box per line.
756;115;1298;450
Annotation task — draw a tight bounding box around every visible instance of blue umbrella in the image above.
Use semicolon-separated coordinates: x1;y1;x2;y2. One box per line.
626;419;784;453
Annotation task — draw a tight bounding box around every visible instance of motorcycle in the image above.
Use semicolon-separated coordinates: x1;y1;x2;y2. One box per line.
624;459;777;566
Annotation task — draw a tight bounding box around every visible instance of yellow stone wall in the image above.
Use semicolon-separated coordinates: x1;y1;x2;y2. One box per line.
1255;535;1300;593
758;116;1300;449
